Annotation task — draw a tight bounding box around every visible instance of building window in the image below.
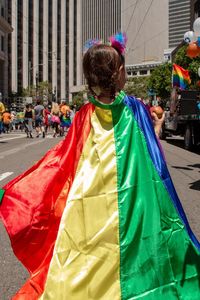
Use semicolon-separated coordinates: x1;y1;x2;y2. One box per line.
1;36;4;52
1;6;4;17
140;70;147;75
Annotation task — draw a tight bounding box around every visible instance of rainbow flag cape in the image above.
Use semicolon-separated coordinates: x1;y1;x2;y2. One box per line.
0;91;200;299
172;63;191;90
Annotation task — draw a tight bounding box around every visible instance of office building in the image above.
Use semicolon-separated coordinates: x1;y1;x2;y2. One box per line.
8;0;71;101
169;0;191;48
0;0;12;98
122;0;168;65
72;0;121;93
8;0;197;100
8;0;122;100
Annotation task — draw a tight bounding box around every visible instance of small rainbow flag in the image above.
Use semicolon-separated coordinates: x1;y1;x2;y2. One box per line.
172;63;191;90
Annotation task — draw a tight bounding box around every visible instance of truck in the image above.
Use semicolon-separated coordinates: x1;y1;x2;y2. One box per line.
162;90;200;150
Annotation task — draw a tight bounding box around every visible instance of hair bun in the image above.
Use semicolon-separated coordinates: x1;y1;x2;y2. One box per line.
109;32;127;55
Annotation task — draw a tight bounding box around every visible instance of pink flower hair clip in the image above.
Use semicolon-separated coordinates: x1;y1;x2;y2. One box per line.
109;32;128;55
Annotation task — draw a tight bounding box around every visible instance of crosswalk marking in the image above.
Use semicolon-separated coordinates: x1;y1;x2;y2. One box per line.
0;134;26;142
0;172;14;182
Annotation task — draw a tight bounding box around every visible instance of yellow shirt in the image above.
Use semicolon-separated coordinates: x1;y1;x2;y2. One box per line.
0;102;5;114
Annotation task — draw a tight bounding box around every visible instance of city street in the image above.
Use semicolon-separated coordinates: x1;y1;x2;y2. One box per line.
0;132;200;299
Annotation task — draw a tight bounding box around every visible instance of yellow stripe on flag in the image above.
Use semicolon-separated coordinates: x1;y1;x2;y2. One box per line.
40;108;121;299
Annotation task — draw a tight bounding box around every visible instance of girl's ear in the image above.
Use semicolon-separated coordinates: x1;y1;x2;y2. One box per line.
119;64;124;72
118;64;126;90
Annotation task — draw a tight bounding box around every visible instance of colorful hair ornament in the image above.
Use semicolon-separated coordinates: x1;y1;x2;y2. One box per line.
83;39;102;53
109;32;127;55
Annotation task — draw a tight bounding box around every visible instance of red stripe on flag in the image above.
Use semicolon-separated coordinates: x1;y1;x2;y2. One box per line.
0;103;95;299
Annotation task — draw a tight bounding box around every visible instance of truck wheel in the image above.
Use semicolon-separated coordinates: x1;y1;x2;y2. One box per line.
184;125;193;150
193;125;200;148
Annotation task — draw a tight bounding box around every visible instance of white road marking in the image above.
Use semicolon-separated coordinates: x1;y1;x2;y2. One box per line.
0;133;26;142
0;172;14;182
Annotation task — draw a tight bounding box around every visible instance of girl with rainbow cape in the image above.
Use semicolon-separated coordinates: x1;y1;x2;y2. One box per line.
0;33;200;299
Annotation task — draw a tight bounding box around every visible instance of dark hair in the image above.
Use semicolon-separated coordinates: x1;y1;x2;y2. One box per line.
83;44;125;97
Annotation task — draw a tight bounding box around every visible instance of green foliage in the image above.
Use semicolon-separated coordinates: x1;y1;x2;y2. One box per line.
22;81;52;99
147;63;172;99
72;91;86;108
173;45;191;69
37;81;52;96
145;44;200;98
124;77;149;98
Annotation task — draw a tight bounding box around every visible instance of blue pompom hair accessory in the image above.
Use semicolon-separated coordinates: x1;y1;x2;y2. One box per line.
83;32;127;55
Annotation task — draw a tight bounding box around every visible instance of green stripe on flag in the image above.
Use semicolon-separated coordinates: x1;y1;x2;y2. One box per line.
111;104;200;299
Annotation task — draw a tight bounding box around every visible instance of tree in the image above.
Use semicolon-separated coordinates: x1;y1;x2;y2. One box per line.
124;77;149;98
173;44;191;69
147;62;172;99
72;90;87;109
21;81;52;100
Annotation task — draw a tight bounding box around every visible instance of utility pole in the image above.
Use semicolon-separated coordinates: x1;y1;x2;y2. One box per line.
35;72;39;100
28;61;32;94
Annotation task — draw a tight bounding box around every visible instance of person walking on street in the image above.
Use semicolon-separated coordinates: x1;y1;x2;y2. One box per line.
24;104;34;138
51;112;61;138
43;104;51;134
34;100;45;138
2;110;11;133
60;101;71;136
0;112;4;134
0;100;5;115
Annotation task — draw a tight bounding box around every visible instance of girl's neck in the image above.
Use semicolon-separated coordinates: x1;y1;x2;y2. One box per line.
96;91;119;104
97;97;113;104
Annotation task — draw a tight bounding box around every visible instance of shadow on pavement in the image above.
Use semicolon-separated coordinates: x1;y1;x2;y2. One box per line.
189;180;200;191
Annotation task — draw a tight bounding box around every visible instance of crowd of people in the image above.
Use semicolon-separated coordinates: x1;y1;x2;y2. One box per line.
0;99;76;138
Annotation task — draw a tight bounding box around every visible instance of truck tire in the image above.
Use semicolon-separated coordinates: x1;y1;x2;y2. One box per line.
184;124;193;150
193;124;200;148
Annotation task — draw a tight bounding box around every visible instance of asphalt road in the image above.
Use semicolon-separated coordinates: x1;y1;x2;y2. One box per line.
0;132;199;299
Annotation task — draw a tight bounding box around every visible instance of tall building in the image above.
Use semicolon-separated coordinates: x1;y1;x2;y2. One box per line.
122;0;168;65
8;0;72;101
0;0;12;98
169;0;191;48
71;0;121;93
8;0;196;101
8;0;121;100
82;0;121;44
